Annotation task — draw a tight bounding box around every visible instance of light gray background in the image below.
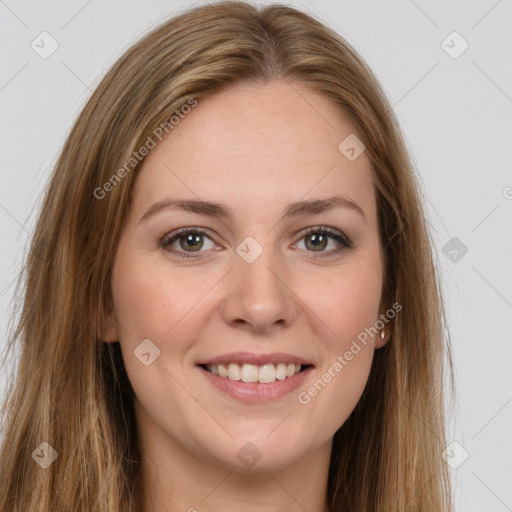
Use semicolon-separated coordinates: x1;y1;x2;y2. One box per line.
1;1;511;510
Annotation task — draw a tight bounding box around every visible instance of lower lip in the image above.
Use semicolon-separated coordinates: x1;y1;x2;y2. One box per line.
198;365;314;403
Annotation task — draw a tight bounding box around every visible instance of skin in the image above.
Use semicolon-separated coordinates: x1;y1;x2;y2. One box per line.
104;80;389;512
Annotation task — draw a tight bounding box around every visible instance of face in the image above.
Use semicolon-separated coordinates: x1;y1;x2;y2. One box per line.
105;80;388;472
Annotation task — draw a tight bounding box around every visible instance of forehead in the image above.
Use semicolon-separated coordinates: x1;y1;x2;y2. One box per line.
131;80;376;224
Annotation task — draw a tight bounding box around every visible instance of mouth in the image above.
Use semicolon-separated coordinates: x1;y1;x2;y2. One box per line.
196;352;315;402
199;362;313;384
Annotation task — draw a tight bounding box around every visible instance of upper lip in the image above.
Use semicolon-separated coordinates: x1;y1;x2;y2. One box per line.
197;351;314;367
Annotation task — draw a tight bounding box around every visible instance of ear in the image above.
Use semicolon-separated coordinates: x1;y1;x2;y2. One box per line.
375;327;389;349
99;310;120;343
375;303;392;349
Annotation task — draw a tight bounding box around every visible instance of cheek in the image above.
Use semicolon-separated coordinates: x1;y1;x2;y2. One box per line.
324;342;374;432
112;250;194;336
300;259;382;348
109;255;210;414
294;258;381;420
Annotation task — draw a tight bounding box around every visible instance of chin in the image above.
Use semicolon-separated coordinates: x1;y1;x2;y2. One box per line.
201;428;312;472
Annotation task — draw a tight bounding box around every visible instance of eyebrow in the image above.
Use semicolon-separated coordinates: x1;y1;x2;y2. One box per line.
139;195;367;224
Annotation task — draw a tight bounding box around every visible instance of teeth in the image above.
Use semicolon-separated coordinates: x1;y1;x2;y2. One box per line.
276;363;287;380
241;364;259;383
259;364;276;384
206;363;303;384
227;363;241;381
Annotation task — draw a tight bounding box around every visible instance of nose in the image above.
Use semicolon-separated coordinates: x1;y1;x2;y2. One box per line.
220;245;298;334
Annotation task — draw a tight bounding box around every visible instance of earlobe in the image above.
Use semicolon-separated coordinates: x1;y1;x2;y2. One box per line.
375;329;388;349
376;301;393;349
100;311;119;343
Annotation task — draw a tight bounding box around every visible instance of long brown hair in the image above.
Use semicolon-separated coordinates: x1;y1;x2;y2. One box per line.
0;1;454;510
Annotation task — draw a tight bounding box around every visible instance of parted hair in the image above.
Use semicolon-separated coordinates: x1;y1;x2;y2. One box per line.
0;1;454;510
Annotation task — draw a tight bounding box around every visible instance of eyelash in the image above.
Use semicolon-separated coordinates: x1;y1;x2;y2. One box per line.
160;226;352;259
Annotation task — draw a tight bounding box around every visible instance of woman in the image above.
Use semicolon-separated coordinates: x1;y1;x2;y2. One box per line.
0;1;454;510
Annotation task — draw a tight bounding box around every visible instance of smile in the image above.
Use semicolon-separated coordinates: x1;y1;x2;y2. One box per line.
204;362;303;384
197;364;314;402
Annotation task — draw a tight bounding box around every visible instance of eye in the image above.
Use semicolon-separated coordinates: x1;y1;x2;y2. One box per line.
294;226;352;257
160;225;352;259
161;228;216;259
